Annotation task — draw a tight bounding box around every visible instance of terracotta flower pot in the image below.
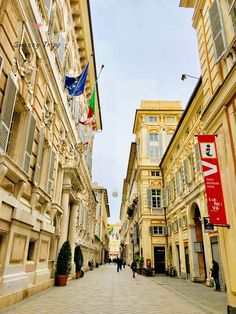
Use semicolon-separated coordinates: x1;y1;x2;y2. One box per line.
56;275;68;286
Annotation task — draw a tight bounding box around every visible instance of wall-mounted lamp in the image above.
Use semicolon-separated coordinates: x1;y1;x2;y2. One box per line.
181;74;199;81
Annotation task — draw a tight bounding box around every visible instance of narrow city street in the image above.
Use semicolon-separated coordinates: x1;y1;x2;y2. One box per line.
1;264;226;314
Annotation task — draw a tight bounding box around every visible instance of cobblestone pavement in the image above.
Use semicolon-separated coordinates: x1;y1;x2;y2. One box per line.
1;264;227;314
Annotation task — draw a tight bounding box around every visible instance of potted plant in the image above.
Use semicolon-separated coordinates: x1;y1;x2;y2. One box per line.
55;241;72;286
74;245;83;279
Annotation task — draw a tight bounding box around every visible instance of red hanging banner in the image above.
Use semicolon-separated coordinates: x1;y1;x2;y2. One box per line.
197;135;227;225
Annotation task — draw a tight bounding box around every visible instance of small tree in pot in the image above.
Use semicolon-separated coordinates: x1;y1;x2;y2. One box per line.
55;241;72;286
74;245;83;279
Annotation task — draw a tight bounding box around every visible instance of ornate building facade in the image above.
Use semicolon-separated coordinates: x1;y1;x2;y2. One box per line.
93;182;110;264
180;1;236;312
120;101;183;268
0;0;102;308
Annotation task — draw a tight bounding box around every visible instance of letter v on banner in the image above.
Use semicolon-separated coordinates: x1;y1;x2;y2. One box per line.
197;135;228;226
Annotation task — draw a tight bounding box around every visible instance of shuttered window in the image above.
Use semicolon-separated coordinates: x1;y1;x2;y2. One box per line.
57;33;66;65
175;171;180;194
227;0;236;34
147;189;161;208
183;158;193;184
194;143;202;173
209;0;226;62
23;113;36;173
43;0;52;17
33;131;45;186
0;74;18;153
161;188;168;208
0;55;3;76
46;149;55;195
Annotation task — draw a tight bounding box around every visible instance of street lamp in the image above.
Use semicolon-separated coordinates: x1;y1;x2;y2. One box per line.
181;74;200;81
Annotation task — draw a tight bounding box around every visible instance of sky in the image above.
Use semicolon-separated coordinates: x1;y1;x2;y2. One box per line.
90;0;201;223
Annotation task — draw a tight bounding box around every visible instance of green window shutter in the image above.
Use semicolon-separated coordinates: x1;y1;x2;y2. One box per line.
161;188;166;208
0;55;3;75
0;74;18;153
147;189;152;207
33;131;45;186
183;159;189;184
189;154;194;182
164;226;168;235
175;171;180;194
194;143;201;173
209;0;226;62
23;113;36;174
46;149;55;195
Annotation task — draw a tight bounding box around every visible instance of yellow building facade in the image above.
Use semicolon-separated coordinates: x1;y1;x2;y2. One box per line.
120;101;183;269
180;0;236;312
93;182;110;264
0;0;102;308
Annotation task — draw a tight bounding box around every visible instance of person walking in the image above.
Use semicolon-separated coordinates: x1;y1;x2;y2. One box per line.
131;260;137;278
211;260;220;291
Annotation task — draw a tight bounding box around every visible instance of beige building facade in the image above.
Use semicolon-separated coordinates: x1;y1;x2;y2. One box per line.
0;0;102;308
93;182;110;264
180;1;236;312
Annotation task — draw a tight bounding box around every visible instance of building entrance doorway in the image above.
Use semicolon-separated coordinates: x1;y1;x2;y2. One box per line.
154;246;165;274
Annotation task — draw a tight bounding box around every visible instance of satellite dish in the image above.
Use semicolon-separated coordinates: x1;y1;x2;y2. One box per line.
112;191;118;198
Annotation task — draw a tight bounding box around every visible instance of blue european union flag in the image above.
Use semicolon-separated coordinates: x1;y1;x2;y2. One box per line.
65;63;89;96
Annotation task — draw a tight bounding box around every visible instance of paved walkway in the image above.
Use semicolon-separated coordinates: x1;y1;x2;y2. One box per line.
0;264;227;314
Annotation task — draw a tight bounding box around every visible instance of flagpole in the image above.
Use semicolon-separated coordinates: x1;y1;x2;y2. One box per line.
71;53;94;98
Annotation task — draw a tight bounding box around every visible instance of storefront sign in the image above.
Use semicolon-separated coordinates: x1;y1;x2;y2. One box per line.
203;217;214;232
197;135;227;225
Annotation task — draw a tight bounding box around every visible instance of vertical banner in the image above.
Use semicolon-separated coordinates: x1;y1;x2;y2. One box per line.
197;135;227;225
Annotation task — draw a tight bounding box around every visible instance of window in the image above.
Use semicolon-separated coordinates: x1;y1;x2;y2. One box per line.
148;133;163;160
0;74;18;153
209;0;226;62
151;171;159;176
27;240;36;261
228;0;236;34
149;133;159;141
0;233;6;267
166;116;175;123
147;189;161;208
147;116;157;122
194;143;202;173
166;133;173;146
0;55;3;76
149;226;167;235
183;156;194;184
43;0;52;18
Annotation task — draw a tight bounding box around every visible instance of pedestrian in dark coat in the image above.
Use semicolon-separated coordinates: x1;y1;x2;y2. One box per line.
211;260;220;291
131;260;137;278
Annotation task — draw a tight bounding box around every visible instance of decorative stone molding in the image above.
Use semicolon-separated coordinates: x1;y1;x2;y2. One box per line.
42;110;56;130
14;180;26;200
0;163;8;184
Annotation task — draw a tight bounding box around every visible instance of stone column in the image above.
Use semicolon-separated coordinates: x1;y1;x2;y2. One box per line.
58;188;71;251
68;200;80;275
188;224;200;281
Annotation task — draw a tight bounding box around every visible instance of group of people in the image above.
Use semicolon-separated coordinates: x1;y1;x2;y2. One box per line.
114;257;126;272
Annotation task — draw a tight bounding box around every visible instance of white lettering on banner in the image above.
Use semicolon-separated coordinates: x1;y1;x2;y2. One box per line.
201;160;217;177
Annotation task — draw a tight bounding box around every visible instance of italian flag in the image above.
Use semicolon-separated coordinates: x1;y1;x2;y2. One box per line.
87;87;96;118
